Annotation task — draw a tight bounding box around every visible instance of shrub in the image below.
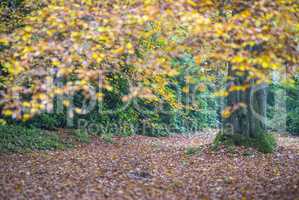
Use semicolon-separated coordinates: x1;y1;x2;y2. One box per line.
0;125;65;153
26;113;66;130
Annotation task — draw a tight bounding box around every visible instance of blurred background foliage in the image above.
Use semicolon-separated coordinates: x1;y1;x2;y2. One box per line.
20;53;220;137
286;75;299;135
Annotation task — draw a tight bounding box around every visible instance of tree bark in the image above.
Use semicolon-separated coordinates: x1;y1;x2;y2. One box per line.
223;66;268;138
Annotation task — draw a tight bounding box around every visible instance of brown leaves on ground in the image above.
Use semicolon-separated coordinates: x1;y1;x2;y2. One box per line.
0;133;298;200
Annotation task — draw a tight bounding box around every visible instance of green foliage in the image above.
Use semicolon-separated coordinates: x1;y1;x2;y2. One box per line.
213;132;277;153
139;54;219;136
101;134;115;144
26;113;66;130
73;129;91;144
0;125;65;153
17;54;219;138
286;75;299;135
170;54;220;131
185;146;202;156
268;75;299;135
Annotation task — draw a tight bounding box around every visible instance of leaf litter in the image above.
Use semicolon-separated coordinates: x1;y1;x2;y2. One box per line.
0;133;298;200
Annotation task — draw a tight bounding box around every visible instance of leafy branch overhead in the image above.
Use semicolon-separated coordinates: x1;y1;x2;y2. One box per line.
0;0;298;120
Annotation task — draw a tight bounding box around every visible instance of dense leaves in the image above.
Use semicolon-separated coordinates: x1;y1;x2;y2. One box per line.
0;0;298;120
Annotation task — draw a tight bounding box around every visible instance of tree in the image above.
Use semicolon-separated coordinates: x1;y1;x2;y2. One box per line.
0;0;298;150
212;0;298;145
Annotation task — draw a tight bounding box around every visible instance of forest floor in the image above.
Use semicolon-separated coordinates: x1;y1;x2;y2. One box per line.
0;131;298;200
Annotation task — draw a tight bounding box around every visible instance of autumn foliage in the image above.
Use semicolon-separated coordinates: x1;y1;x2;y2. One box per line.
0;0;298;121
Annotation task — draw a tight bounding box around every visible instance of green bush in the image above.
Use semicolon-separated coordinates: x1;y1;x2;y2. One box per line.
213;132;277;153
0;125;65;153
26;113;66;130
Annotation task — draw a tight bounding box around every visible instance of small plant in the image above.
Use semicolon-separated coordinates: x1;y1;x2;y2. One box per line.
185;146;202;156
101;134;115;144
73;129;91;144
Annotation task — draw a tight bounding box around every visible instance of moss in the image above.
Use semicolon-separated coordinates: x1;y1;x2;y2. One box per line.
212;132;277;153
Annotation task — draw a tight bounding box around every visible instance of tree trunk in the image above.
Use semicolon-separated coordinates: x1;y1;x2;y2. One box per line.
223;66;268;138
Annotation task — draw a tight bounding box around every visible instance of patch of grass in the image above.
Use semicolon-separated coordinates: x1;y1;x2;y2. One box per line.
73;129;91;143
101;134;115;144
212;132;277;153
0;125;65;153
185;146;202;156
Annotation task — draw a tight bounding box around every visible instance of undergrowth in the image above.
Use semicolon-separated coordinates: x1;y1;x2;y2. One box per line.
212;132;277;153
0;125;95;153
0;125;65;153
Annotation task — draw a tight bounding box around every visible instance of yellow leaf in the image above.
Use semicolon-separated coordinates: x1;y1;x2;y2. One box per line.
37;93;47;100
0;119;6;125
194;55;201;65
229;85;246;92
182;86;189;93
52;60;61;67
92;53;104;63
54;88;63;95
231;56;245;63
24;26;33;32
126;43;134;54
22;102;31;107
22;114;31;121
222;108;231;118
3;110;13;116
168;69;179;77
0;37;9;45
75;108;82;113
111;47;124;55
63;100;70;107
22;33;31;41
214;90;229;97
187;0;197;7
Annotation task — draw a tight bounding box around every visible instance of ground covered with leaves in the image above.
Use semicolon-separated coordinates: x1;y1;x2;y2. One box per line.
0;132;298;200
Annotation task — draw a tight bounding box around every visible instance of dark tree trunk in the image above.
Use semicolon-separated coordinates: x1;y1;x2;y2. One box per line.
223;66;268;138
